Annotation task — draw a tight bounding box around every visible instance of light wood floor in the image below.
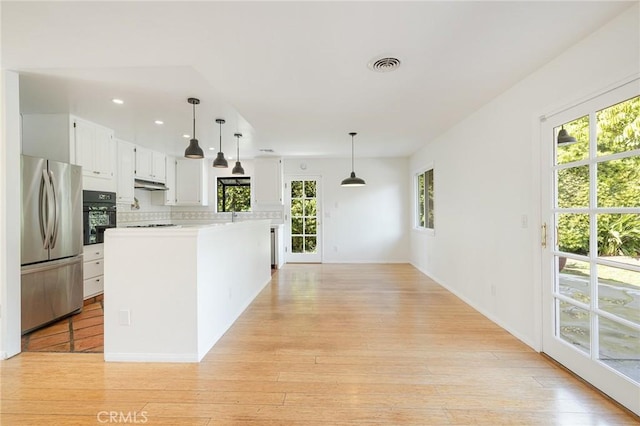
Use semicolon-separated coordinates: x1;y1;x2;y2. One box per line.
1;264;638;425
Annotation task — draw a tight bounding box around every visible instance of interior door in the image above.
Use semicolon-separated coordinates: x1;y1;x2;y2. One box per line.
540;79;639;416
285;176;322;263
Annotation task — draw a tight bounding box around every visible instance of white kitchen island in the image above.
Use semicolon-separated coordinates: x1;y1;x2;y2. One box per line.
103;220;271;362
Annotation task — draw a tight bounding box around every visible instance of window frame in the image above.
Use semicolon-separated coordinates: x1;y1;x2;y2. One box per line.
216;176;252;213
414;164;435;234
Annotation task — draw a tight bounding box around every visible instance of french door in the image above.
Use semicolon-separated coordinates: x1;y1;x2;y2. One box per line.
285;176;322;263
541;79;639;415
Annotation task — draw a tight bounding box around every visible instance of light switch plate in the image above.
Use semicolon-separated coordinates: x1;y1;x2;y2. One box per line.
118;309;131;326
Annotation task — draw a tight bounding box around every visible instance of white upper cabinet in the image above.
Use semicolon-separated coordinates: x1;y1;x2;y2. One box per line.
135;146;166;183
152;156;176;206
74;117;114;179
152;151;167;183
175;158;208;206
253;157;283;208
21;114;116;192
116;139;135;204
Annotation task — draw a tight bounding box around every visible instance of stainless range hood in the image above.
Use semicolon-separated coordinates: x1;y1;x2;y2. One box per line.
134;179;169;191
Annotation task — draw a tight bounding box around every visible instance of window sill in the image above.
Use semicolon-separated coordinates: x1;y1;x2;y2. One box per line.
413;227;435;236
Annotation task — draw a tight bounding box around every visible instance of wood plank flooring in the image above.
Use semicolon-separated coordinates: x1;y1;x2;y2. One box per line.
1;263;638;425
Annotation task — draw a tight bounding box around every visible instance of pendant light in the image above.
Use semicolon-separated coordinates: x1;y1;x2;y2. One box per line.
557;126;577;146
232;133;245;175
212;118;228;168
341;132;366;187
184;98;204;159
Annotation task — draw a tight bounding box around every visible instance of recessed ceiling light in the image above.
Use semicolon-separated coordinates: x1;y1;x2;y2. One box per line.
154;120;164;125
112;98;124;105
183;134;190;138
208;147;215;150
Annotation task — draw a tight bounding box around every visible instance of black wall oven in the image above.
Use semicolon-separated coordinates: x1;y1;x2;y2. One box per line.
83;190;116;245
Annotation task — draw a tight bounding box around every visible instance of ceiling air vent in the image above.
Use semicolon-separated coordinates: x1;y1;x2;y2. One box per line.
368;57;401;72
259;149;275;153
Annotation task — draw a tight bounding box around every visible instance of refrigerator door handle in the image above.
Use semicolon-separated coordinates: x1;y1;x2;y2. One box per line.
42;166;55;249
48;170;60;249
40;169;52;249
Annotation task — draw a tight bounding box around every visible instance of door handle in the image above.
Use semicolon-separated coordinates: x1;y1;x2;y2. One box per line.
48;170;59;249
39;170;49;249
541;223;547;249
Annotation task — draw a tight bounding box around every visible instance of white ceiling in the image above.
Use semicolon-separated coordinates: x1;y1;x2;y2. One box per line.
2;1;634;159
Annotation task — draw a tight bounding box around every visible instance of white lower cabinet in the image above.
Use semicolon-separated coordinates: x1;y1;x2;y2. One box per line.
83;244;104;299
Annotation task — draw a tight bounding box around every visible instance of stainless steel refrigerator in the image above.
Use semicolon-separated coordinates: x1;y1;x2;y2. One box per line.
21;155;83;334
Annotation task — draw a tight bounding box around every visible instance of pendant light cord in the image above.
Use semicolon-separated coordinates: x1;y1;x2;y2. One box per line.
192;102;196;139
236;135;240;160
351;134;355;173
219;121;223;152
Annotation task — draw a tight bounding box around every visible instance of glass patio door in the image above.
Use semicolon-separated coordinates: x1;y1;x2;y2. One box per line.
285;176;322;263
540;80;639;415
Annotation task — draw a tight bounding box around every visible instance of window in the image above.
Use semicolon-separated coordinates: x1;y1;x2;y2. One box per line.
217;177;251;212
416;168;434;229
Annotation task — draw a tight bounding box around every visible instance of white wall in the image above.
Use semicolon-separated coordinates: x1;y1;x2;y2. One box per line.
409;5;640;349
283;157;410;263
0;70;22;359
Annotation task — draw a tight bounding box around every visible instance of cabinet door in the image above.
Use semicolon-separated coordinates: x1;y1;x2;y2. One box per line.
74;118;96;176
254;158;283;206
164;156;176;205
135;146;153;180
175;159;208;206
116;140;135;204
93;125;114;177
152;151;166;183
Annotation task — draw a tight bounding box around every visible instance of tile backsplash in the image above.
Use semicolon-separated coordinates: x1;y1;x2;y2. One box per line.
117;209;283;226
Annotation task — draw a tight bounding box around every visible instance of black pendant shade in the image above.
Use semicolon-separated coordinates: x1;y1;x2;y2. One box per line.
232;133;245;175
341;132;366;187
557;127;577;146
212;118;228;168
184;98;204;159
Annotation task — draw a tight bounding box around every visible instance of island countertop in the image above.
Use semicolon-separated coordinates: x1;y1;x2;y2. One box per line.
103;220;272;362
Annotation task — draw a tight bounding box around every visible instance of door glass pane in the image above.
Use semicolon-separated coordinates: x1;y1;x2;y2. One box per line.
292;236;303;253
555;115;589;165
305;218;317;234
291;199;303;217
597;157;640;208
558;257;590;304
304;236;317;253
598;264;640;325
597;214;640;265
597;95;640;156
557;166;589;208
291;181;303;198
558;300;590;354
291;217;303;234
304;199;316;216
598;316;640;382
304;180;316;198
557;213;590;256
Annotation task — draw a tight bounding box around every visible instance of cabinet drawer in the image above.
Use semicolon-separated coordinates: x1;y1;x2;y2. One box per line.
83;259;104;279
84;276;104;299
83;244;104;262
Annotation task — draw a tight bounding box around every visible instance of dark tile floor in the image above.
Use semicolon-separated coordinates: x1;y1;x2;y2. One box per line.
21;295;104;353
